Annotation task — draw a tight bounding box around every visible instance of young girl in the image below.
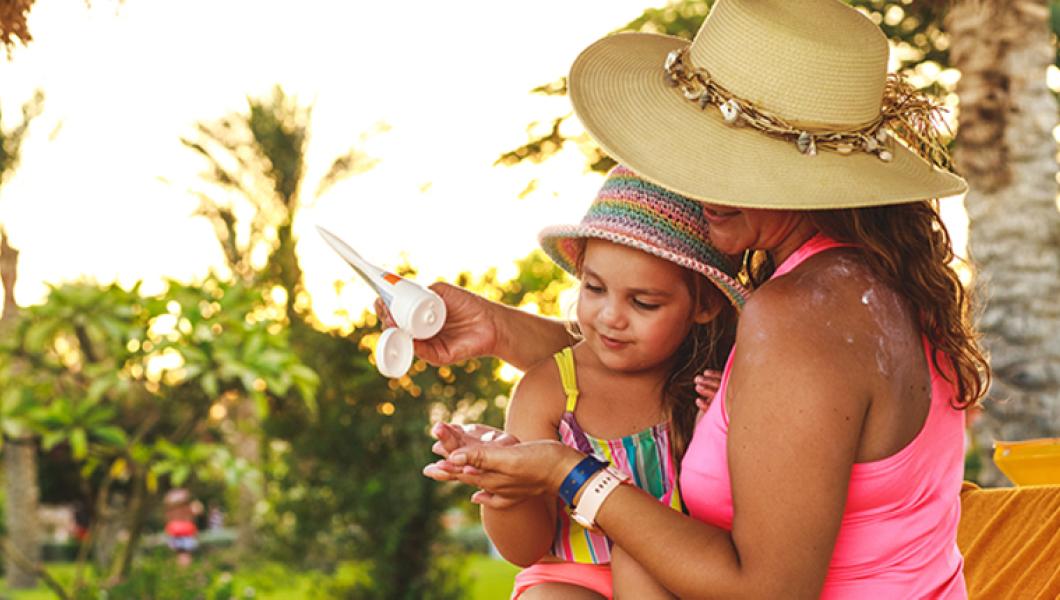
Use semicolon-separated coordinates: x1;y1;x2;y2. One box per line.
484;165;748;599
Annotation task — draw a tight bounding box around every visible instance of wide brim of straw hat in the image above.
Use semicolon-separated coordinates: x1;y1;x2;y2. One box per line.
569;33;968;210
539;225;748;310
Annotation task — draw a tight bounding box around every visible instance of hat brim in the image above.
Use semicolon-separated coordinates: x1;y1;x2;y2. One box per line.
569;33;968;210
540;224;748;310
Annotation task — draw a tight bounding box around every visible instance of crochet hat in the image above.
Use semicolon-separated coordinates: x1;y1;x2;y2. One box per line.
539;165;749;310
568;0;967;210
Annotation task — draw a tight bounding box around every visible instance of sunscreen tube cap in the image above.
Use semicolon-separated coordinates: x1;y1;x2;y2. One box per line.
390;285;447;339
375;327;415;378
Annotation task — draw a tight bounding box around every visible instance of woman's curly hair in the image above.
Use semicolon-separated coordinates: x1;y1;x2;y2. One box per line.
809;202;990;409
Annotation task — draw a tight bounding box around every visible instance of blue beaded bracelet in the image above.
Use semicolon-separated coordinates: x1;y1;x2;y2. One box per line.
558;455;608;507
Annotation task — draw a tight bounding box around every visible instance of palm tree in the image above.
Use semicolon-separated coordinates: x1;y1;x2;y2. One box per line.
0;89;44;589
182;85;379;316
946;0;1060;485
181;84;378;551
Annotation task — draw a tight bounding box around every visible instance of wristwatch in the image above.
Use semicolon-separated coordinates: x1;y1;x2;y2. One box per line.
559;455;608;507
570;465;630;533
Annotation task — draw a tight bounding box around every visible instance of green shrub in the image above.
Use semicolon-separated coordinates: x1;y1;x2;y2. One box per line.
100;555;240;600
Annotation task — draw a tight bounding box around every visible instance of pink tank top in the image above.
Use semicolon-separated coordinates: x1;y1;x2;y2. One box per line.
680;234;967;599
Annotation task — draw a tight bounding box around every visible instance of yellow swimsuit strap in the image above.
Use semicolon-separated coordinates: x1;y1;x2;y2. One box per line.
553;347;579;413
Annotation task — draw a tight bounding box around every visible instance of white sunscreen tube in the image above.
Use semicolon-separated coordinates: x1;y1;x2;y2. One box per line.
316;226;447;378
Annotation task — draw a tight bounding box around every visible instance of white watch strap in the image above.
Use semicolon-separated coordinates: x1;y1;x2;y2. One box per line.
571;466;628;532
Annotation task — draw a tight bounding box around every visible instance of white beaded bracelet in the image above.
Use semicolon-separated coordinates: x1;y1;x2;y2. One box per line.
571;465;630;533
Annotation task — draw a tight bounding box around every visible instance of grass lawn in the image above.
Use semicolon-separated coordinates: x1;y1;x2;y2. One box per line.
466;553;519;599
3;563;77;599
1;555;519;599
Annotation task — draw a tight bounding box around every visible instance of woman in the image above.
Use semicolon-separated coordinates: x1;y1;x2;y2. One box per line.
412;0;989;597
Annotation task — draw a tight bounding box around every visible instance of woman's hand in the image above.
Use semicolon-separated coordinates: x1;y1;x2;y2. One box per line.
430;422;519;459
375;282;499;365
422;424;574;510
694;368;723;419
423;422;521;483
442;440;584;510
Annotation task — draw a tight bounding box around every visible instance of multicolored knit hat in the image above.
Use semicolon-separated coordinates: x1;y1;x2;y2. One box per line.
539;165;748;310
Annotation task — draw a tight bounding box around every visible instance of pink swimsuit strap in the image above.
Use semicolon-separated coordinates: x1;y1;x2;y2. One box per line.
771;233;855;279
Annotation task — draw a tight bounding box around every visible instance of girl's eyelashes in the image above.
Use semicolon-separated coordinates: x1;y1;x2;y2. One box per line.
633;298;661;310
582;278;662;310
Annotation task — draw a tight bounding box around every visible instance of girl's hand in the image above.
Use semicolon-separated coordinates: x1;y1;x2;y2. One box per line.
423;422;521;482
694;369;723;419
375;282;499;366
443;440;584;510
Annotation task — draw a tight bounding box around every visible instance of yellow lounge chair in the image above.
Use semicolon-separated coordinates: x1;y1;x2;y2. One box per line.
958;438;1060;600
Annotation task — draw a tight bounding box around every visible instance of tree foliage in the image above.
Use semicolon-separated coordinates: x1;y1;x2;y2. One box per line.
0;277;316;596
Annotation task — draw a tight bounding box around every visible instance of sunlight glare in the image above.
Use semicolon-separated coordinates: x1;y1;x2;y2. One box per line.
498;362;523;383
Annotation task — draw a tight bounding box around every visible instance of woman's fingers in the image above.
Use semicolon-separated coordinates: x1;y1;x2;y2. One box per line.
424;457;535;499
373;297;397;329
431;440;450;458
426;422;521;483
430;422;514;457
431;422;461;457
431;422;478;456
422;460;460;481
448;439;578;492
409;282;498;366
452;468;539;499
447;446;530;492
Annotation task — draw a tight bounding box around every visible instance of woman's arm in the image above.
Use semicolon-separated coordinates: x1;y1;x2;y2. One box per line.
479;362;564;566
611;545;676;599
491;299;576;371
376;282;574;370
446;287;872;599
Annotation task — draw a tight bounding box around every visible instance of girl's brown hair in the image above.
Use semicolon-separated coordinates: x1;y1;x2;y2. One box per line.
665;276;737;462
809;201;990;409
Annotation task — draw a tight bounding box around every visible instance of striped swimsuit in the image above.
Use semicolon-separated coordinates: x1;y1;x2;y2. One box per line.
550;347;683;563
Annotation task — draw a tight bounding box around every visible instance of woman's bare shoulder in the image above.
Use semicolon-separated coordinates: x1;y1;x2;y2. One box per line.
735;250;912;387
746;251;908;332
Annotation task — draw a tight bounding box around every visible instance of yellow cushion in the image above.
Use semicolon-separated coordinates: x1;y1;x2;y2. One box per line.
958;482;1060;599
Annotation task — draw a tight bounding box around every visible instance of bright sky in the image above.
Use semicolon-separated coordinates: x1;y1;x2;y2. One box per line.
0;0;971;327
0;0;663;324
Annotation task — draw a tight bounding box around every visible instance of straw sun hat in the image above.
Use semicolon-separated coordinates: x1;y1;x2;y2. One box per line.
539;165;749;310
568;0;968;210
